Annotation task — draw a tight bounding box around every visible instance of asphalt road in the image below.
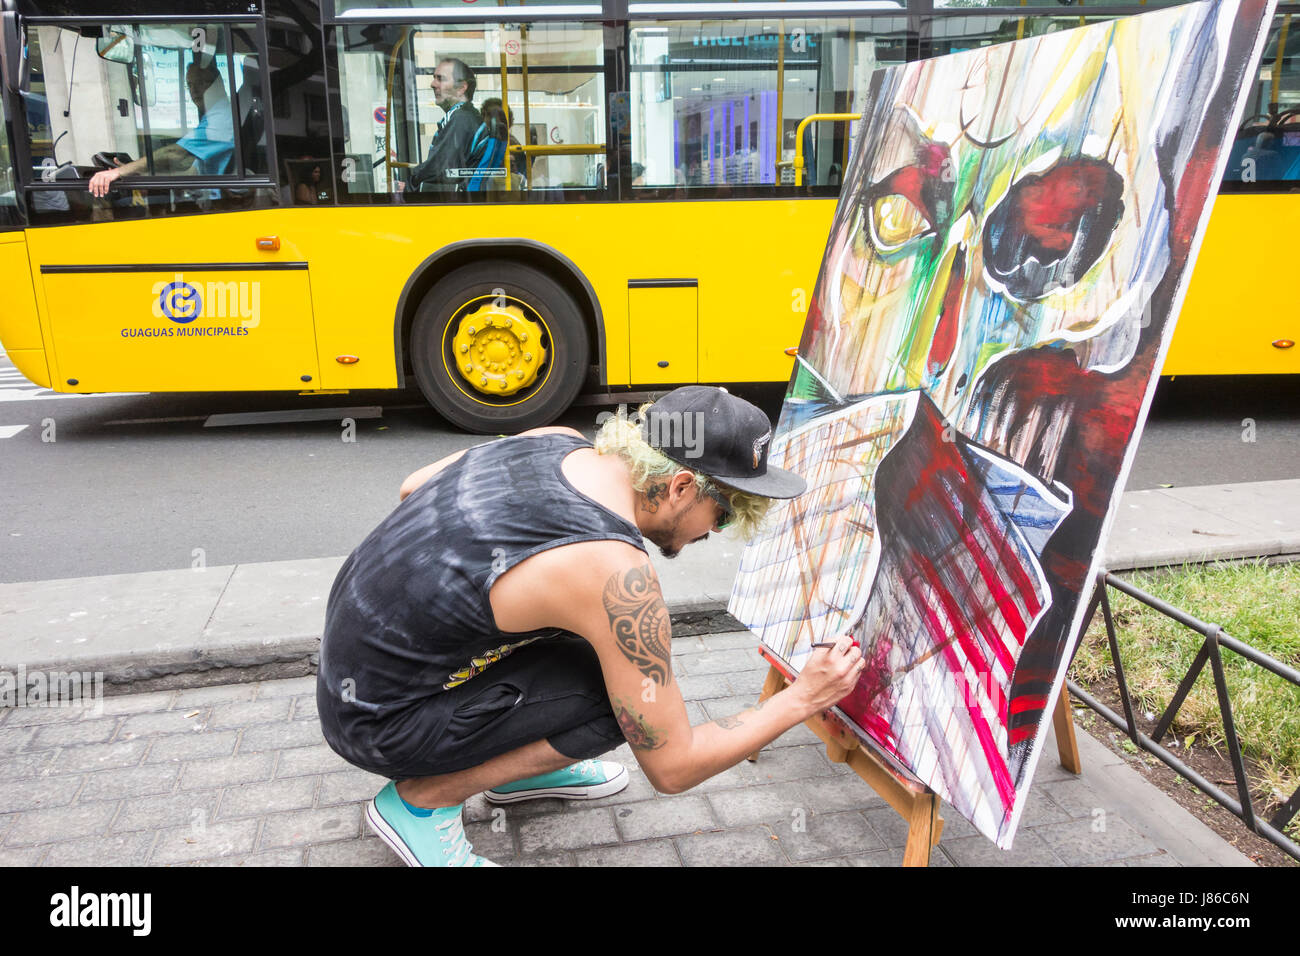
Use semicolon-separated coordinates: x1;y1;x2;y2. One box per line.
1;361;1297;584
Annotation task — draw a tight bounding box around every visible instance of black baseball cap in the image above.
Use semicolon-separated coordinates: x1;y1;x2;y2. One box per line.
640;386;807;499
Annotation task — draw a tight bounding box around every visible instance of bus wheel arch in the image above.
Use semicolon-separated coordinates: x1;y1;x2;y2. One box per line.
393;239;604;399
401;249;598;433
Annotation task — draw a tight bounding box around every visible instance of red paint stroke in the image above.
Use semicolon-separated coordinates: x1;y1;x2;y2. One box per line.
927;246;966;375
1013;161;1114;254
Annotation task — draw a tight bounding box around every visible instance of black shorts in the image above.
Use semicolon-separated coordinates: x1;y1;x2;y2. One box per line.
320;633;623;780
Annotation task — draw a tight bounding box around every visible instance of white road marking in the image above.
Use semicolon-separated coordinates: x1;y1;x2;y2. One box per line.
0;424;29;438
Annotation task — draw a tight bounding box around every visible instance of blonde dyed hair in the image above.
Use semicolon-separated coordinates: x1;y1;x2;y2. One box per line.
593;404;774;541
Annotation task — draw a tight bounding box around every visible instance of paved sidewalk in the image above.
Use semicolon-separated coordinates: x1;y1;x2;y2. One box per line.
0;633;1252;867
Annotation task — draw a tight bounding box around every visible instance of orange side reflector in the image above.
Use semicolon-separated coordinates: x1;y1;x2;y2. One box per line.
784;347;799;356
336;355;360;365
256;236;280;251
1273;339;1295;350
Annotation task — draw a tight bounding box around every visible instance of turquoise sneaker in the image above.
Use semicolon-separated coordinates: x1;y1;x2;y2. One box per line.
366;782;498;867
484;759;628;804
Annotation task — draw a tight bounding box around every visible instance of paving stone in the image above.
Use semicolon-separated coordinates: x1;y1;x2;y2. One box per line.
726;669;773;696
518;806;618;853
218;776;318;820
696;632;760;651
795;772;890;814
675;673;734;701
796;857;854;866
275;744;353;778
6;801;117;846
151;819;259;864
147;730;239;764
1;704;100;727
0;845;48;865
193;848;305;867
260;805;362;849
308;837;403;867
97;692;177;716
778;810;886;863
0;774;84;812
256;677;317;699
6;750;57;778
207;698;292;730
574;839;681;867
42;831;155;866
30;718;119;749
1040;778;1112;818
508;850;575;867
317;769;388;807
671;648;765;676
848;848;956;866
707;781;805;827
1036;816;1159;866
942;829;1068;867
51;739;148;774
1124;851;1182;867
179;752;275;791
589;770;658;807
744;743;844;785
118;710;208;738
112;792;218;834
239;720;325;753
613;795;718;841
675;824;789;866
76;763;179;802
465;820;517;862
1017;789;1073;828
0;726;37;754
290;696;319;722
171;684;257;709
865;802;981;848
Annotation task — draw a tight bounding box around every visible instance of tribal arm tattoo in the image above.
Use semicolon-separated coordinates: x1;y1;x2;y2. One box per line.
613;696;666;751
602;565;673;686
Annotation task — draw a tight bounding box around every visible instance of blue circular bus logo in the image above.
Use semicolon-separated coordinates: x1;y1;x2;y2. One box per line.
159;282;202;323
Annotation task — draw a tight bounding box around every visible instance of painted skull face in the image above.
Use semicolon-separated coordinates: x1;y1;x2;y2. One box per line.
804;18;1193;464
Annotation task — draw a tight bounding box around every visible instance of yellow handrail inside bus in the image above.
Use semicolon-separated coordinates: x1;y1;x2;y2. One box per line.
384;28;412;193
774;113;860;186
508;143;605;156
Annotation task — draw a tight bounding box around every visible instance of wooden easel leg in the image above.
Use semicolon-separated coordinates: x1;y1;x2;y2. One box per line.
1052;688;1082;775
901;793;941;867
746;665;787;762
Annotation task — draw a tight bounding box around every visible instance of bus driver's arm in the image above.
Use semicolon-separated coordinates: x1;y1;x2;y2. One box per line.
87;145;201;198
570;553;865;794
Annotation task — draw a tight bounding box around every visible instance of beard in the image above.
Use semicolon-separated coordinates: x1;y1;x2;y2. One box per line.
643;512;686;560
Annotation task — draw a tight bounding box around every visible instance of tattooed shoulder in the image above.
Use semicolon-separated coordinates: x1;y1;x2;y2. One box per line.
602;565;673;687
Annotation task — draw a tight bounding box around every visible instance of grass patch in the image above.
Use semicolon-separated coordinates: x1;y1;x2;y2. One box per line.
1069;560;1300;839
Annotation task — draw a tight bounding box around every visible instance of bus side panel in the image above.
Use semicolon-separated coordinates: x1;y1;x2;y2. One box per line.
1160;193;1298;376
0;233;52;387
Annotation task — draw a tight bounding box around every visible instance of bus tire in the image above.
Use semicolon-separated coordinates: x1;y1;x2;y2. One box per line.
410;260;589;434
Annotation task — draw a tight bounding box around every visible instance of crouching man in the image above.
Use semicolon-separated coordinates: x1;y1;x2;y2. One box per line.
317;386;865;866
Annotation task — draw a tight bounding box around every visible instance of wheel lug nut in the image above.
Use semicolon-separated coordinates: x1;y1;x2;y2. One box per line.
459;344;468;354
523;352;533;363
464;363;472;373
480;376;488;386
467;326;476;335
519;332;528;342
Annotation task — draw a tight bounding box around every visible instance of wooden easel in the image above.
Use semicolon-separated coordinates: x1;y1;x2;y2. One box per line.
747;646;1082;866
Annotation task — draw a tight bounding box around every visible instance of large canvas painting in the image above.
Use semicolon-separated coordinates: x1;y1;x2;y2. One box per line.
729;0;1276;847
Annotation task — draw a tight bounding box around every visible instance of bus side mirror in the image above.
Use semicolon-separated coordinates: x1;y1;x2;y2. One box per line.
129;51;156;108
95;28;134;65
1;8;29;95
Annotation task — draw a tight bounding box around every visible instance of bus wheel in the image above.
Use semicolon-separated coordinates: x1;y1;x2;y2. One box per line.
410;260;589;434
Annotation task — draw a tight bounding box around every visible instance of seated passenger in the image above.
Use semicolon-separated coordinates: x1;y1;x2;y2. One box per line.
407;58;482;192
87;57;233;197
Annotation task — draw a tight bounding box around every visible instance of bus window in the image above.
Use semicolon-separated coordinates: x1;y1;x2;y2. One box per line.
1223;11;1300;189
21;21;267;222
0;84;20;228
628;18;908;196
336;21;606;200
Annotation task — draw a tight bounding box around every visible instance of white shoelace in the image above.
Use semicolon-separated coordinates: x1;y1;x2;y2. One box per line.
435;814;474;866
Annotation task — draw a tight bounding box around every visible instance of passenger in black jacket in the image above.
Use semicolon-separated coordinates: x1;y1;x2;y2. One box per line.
407;58;481;192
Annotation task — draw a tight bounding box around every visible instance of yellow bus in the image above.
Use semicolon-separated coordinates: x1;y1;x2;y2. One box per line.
0;0;1295;433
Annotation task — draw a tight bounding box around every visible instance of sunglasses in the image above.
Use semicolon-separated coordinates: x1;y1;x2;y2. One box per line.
704;484;734;530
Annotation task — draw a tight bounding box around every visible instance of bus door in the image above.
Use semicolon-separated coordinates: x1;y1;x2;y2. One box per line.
14;14;319;393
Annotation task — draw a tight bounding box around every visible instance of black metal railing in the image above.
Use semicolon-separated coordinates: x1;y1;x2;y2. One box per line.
1067;570;1300;862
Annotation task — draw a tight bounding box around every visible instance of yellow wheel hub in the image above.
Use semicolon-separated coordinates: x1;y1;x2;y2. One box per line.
451;301;548;396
